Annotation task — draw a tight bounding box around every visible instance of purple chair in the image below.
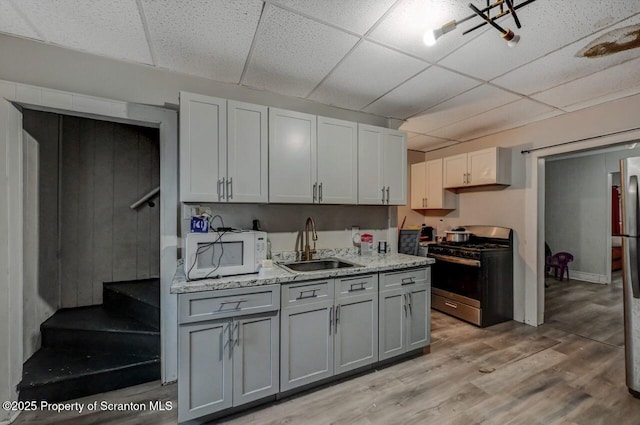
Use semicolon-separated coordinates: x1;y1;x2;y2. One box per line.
546;252;574;281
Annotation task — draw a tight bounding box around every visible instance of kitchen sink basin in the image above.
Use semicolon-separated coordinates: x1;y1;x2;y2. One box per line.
280;258;362;273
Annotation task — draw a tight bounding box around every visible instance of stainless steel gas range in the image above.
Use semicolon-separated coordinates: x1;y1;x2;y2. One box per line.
428;225;513;327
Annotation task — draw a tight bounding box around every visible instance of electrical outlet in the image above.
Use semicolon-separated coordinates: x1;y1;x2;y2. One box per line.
182;204;199;220
351;226;360;243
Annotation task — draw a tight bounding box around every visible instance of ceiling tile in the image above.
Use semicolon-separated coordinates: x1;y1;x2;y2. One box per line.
0;0;39;40
364;66;480;119
439;1;640;81
270;0;396;35
369;0;491;63
309;40;428;110
430;98;560;141
401;84;521;134
531;56;640;112
492;14;640;95
141;0;262;84
13;0;152;64
406;133;457;151
243;5;359;98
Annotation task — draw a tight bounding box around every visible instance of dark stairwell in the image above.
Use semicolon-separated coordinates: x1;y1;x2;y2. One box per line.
18;279;160;402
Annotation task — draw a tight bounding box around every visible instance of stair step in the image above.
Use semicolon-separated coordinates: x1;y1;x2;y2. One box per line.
41;306;159;356
18;347;160;402
103;278;160;330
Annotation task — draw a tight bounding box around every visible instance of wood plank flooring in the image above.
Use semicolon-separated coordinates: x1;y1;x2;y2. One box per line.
14;278;640;424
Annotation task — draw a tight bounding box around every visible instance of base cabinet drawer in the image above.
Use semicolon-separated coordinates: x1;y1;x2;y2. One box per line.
432;293;481;326
380;268;428;290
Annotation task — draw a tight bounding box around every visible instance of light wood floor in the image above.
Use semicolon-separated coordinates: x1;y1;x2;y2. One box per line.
15;278;640;424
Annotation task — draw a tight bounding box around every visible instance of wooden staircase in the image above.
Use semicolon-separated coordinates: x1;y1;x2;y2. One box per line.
18;279;160;402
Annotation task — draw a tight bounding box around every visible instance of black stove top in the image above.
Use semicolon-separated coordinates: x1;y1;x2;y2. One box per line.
436;242;509;251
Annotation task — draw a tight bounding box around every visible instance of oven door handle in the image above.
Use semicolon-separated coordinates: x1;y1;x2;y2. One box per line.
428;253;481;267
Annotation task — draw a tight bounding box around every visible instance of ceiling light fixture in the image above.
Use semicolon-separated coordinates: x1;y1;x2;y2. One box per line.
423;0;536;48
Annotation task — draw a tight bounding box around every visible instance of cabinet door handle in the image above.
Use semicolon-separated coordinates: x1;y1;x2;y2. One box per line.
217;179;222;201
234;321;240;346
445;301;458;309
319;182;323;202
408;292;412;314
313;182;317;202
297;288;318;299
386;186;390;204
381;187;385;204
467;173;471;184
403;294;408;316
219;298;247;306
329;306;333;335
335;304;340;333
221;177;227;200
227;322;233;355
425;197;428;208
227;177;232;200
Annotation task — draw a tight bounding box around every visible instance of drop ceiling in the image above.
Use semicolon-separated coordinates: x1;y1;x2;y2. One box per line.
2;0;640;152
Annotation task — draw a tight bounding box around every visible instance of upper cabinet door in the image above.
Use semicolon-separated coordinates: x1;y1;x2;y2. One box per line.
443;153;467;189
383;129;407;205
358;124;384;205
410;162;426;209
269;108;316;203
467;148;498;186
227;101;268;203
317;117;357;205
179;92;226;202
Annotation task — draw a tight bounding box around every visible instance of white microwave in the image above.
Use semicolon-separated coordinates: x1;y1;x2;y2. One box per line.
184;230;267;279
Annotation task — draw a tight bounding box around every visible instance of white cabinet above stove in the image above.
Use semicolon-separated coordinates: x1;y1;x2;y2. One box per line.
443;147;511;192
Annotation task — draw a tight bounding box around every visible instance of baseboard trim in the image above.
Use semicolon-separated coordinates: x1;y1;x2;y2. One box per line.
570;270;608;284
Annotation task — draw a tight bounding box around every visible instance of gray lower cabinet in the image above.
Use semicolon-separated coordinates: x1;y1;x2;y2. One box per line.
379;267;430;361
280;274;379;392
334;274;378;374
178;285;280;422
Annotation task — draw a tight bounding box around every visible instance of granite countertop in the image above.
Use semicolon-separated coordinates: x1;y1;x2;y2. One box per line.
171;252;434;294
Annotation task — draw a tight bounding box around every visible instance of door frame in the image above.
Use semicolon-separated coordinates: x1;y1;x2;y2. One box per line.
0;80;178;413
524;128;640;325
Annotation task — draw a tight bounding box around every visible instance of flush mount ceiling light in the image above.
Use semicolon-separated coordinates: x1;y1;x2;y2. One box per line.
424;0;536;48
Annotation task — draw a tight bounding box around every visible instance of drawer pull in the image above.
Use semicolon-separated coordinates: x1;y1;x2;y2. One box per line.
445;301;458;309
349;282;366;292
219;299;247;306
297;288;319;299
401;277;416;285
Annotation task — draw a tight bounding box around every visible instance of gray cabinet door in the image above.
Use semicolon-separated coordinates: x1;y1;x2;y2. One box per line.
178;320;233;422
378;287;406;361
334;291;378;374
280;300;334;391
406;285;430;351
232;313;280;406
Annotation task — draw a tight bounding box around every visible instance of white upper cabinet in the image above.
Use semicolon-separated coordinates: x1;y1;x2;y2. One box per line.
443;147;511;190
227;101;268;203
180;92;226;202
317;117;358;204
358;124;407;205
412;159;455;210
269;108;317;203
410;162;426;210
179;92;267;203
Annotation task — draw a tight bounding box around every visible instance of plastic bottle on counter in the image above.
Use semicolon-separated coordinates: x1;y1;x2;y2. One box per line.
436;219;445;241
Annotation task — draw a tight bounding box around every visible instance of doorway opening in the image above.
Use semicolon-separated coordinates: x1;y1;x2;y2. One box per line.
20;109;161;402
541;145;640;347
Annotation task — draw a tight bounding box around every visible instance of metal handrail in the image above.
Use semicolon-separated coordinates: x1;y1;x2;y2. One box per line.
130;186;160;209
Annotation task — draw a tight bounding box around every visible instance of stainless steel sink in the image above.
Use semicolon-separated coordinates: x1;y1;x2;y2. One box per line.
280;258;362;273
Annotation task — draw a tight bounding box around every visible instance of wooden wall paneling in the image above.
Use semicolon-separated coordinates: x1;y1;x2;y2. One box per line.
136;130;152;280
60;116;80;308
92;120;114;304
112;123;141;282
76;118;95;307
149;131;160;278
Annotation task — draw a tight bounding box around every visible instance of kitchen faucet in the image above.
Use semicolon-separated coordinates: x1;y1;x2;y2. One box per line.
302;216;318;261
